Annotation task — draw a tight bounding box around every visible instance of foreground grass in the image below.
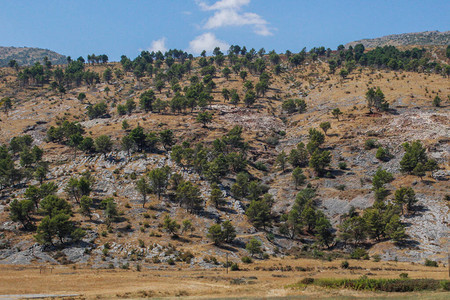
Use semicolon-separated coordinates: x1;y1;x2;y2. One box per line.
293;276;450;292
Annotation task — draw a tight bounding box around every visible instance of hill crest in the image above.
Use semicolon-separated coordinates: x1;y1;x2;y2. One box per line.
346;30;450;48
0;46;67;67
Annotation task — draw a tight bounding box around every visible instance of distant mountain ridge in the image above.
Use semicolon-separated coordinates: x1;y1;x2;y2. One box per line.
346;30;450;48
0;46;67;67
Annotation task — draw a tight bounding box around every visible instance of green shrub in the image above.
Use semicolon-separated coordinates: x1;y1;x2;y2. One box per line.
433;95;441;107
399;273;408;279
254;161;268;171
365;139;379;150
424;259;438;267
372;254;381;262
341;260;349;269
338;162;347;170
312;277;442;292
335;184;346;191
179;251;194;264
376;147;391;161
167;258;175;265
230;262;239;271
266;135;279;146
241;256;253;264
350;248;369;260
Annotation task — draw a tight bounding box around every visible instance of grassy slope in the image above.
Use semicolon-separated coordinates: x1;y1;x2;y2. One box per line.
0;51;449;269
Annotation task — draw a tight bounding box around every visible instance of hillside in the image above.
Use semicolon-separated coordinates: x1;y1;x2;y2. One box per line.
0;44;449;281
0;46;67;67
346;30;450;48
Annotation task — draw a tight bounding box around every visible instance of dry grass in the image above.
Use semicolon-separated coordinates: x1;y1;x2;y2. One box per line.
0;258;448;299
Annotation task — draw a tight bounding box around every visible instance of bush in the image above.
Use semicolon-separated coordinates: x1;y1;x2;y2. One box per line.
179;251;194;264
246;238;262;257
372;254;381;262
441;280;450;291
241;256;253;264
399;273;408;279
87;101;107;119
230;262;239;271
167;258;175;265
335;184;346;191
265;135;279;146
376;147;391;161
312;277;443;292
341;260;349;269
282;99;297;114
254;161;268;171
424;259;438;267
350;248;369;260
433;96;441;107
365;139;379;150
338;162;347;170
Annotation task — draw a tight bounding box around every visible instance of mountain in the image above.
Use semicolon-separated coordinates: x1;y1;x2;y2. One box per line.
0;45;448;274
346;30;450;48
0;46;67;67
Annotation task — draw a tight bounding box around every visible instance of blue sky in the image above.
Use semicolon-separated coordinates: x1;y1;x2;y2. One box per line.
0;0;448;61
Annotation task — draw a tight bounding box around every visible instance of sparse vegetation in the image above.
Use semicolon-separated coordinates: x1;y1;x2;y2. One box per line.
0;36;447;295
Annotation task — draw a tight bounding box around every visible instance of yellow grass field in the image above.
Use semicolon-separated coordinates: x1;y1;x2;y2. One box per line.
1;258;448;299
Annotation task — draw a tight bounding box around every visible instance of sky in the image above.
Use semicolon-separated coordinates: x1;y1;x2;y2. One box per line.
0;0;449;61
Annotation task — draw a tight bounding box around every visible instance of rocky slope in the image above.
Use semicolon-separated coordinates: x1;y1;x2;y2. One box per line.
0;48;448;269
346;30;450;48
0;46;67;67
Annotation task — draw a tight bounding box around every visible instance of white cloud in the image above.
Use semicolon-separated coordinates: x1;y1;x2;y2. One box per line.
148;37;168;53
196;0;273;36
187;32;229;55
197;0;250;11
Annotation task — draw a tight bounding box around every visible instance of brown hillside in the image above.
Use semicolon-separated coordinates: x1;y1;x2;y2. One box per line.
0;48;448;277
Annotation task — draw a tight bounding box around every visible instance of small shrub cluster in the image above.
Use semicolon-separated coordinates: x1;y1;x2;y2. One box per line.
230;262;239;271
241;256;253;264
365;139;379;150
424;259;438;267
350;248;369;260
301;277;449;292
